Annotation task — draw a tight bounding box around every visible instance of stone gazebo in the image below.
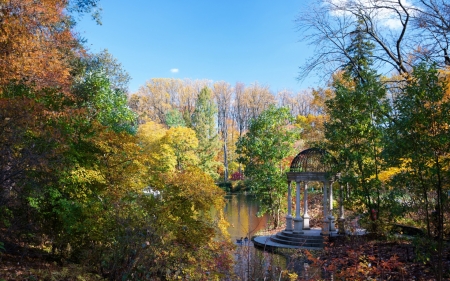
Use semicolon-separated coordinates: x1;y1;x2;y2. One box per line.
261;148;346;249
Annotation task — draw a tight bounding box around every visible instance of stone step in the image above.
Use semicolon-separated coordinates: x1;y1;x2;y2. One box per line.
270;236;324;248
278;230;323;239
276;232;323;243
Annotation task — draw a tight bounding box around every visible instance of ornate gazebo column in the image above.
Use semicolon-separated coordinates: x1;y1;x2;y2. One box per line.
321;180;330;235
328;181;336;231
293;181;304;234
285;181;293;232
338;181;346;234
302;182;310;230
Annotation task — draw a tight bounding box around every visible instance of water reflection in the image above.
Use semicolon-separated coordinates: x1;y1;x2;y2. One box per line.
224;193;269;241
223;193;321;280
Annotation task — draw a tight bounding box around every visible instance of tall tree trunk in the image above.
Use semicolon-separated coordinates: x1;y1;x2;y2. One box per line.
434;153;444;281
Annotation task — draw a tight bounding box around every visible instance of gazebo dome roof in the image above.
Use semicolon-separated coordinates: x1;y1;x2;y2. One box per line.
289;148;334;173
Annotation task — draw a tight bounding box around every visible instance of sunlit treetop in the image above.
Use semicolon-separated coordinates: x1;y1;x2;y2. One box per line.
0;0;99;92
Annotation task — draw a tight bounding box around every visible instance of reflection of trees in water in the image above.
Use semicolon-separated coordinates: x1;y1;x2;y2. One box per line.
234;244;325;280
224;194;269;240
234;241;285;280
226;194;327;280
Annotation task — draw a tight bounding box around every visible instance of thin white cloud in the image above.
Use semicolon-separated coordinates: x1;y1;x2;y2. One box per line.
170;68;179;73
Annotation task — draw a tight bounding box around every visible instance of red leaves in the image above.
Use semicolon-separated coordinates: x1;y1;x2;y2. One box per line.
304;237;418;281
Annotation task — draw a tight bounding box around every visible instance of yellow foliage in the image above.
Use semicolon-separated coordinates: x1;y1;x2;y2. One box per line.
295;113;326;143
138;121;200;173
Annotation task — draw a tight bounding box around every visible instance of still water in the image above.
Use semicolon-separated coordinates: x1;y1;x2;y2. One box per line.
224;193;289;280
224;193;269;241
223;193;321;280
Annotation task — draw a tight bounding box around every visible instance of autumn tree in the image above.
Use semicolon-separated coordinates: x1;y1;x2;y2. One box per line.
277;89;315;117
213;81;233;181
138;121;199;174
237;106;299;228
244;82;276;121
0;0;98;91
384;63;449;280
131;78;210;126
232;82;250;138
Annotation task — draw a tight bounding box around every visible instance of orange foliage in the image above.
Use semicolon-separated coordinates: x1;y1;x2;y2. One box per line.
0;0;80;91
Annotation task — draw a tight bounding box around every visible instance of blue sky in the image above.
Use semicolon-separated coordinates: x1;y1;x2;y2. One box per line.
76;1;317;94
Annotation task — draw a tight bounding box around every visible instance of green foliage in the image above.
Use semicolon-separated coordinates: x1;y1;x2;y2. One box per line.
343;18;376;82
165;108;186;128
0;4;235;280
384;63;450;279
79;49;131;92
191;87;222;179
73;71;137;134
217;181;232;192
325;62;389;221
236;105;299;228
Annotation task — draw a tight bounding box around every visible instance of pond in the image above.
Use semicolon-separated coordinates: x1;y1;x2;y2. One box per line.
223;193;322;280
224;193;269;241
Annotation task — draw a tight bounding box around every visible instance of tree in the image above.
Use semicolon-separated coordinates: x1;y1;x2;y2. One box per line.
277;89;315;117
236;106;299;228
162;127;200;171
325;73;387;223
164;108;186;128
213;81;233;181
244;82;276;121
324;46;389;226
72;71;137;134
343;18;376;82
384;63;449;280
414;0;450;66
0;0;98;92
0;84;65;241
296;0;450;82
131;78;210;126
232;82;250;138
137;121;199;173
77;49;131;93
191;87;221;179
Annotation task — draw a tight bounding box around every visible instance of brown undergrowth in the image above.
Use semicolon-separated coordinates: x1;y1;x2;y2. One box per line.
300;235;450;281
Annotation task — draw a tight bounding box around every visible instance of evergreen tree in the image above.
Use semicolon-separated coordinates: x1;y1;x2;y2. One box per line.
325;20;389;227
343;18;376;83
191;87;221;179
165;108;186;128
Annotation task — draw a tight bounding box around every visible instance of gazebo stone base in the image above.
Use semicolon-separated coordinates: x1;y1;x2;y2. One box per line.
285;215;293;231
293;218;304;234
302;214;310;230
